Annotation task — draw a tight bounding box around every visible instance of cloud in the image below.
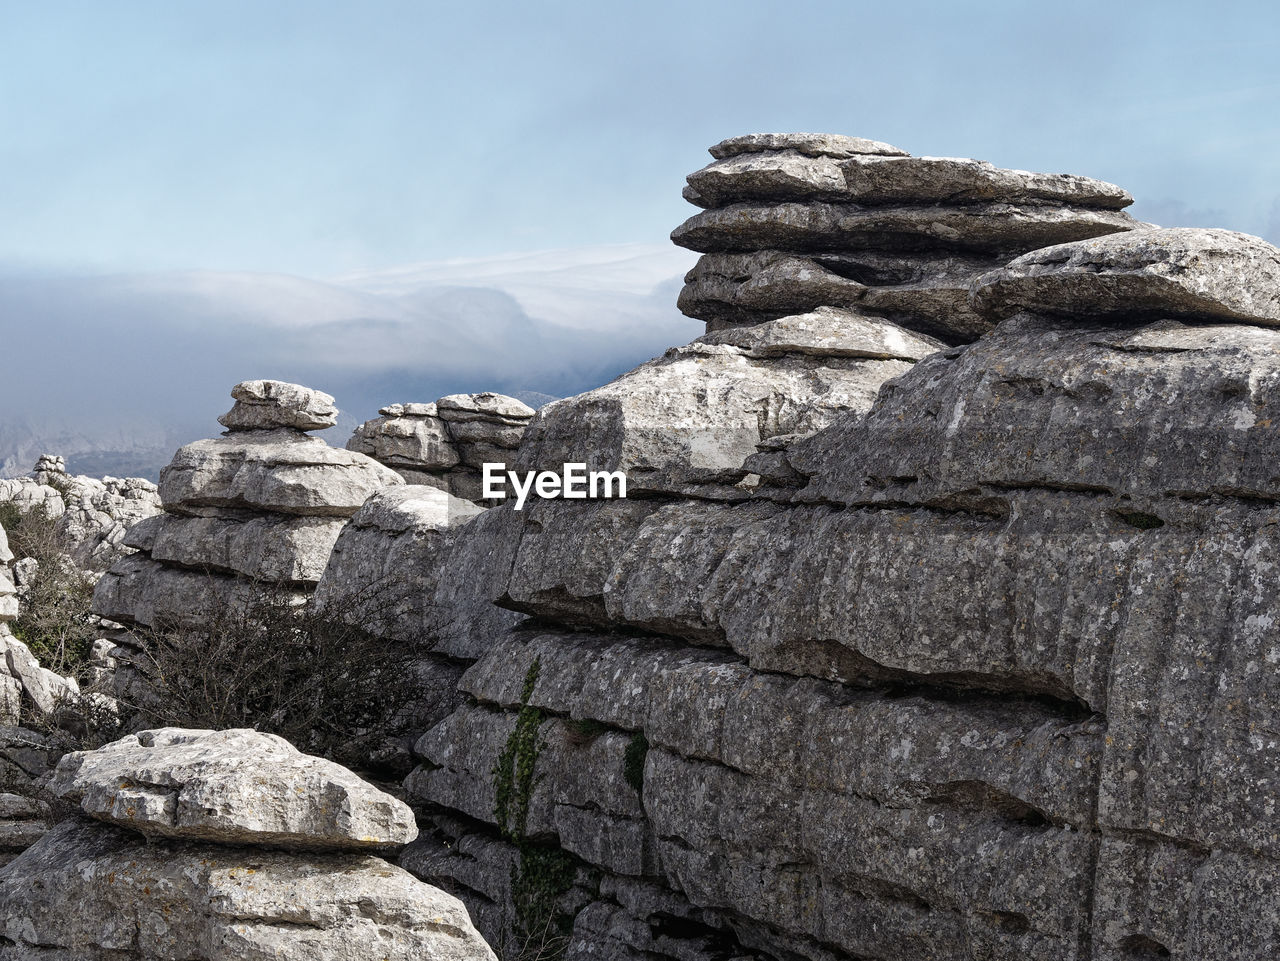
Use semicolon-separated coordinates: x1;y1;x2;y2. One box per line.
0;244;700;476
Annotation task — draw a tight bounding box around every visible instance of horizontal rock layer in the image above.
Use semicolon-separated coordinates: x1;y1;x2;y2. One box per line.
0;819;495;960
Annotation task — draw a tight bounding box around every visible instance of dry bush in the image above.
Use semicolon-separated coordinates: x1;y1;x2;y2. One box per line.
1;503;97;679
129;576;420;774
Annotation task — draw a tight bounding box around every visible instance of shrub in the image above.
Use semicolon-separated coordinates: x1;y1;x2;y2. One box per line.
129;576;420;774
3;505;97;679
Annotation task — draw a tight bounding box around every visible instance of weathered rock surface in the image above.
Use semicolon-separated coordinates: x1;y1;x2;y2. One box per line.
0;817;495;960
218;378;339;432
516;339;914;499
347;392;535;503
387;137;1280;961
970;226;1280;325
675;133;1140;342
48;727;417;850
93;382;402;629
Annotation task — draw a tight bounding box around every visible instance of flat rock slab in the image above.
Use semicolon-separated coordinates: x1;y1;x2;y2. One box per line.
159;429;403;517
47;727;418;851
970;227;1280;325
217;379;339;432
0;819;496;961
686;152;1133;209
708;132;908;159
672;201;1138;255
698;307;945;360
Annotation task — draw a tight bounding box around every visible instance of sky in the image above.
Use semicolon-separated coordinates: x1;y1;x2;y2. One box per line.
1;0;1278;473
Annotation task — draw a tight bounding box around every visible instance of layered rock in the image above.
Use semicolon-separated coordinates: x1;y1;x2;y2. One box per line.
389;146;1280;961
674;132;1141;341
348;392;535;502
93;380;402;629
0;727;495;960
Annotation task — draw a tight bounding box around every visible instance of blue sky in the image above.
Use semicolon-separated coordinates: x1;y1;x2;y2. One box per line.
2;0;1278;276
1;0;1279;474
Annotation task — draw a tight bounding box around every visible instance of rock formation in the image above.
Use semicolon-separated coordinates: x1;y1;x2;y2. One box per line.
360;138;1280;961
673;132;1140;342
0;727;496;959
347;392;536;503
0;454;162;573
92;380;402;630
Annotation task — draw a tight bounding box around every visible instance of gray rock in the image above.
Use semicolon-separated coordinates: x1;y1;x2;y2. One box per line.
708;133;908;160
970;227;1280;325
679;248;998;340
347;402;461;471
48;727;418;850
125;512;346;584
687;152;1133;209
159;429;403;517
672;201;1138;255
217;379;339;432
697;307;946;360
516;340;912;498
0;819;496;960
436;392;536;424
313;485;487;641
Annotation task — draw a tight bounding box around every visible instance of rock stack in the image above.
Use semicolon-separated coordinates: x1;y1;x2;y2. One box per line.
388;141;1280;961
673;132;1139;342
92;380;402;629
347;392;536;503
0;727;496;959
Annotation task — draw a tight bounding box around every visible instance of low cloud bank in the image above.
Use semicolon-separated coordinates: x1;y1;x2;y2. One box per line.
0;244;699;478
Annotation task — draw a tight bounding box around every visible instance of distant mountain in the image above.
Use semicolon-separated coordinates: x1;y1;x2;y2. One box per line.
0;244;699;479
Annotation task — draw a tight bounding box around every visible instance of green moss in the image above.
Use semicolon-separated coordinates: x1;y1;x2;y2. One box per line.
623;733;649;796
490;657;580;960
493;659;543;843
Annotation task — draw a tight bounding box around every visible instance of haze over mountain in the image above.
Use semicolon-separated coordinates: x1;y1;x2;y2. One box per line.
0;243;699;478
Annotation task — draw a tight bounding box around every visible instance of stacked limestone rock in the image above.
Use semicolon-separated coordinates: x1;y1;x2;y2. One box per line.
385;144;1280;961
0;727;495;958
93;380;402;629
673;132;1140;342
347;392;536;503
0;454;162;573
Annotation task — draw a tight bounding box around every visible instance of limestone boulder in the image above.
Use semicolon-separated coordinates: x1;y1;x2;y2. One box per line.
48;727;418;850
159;430;403;517
0;819;496;961
970;227;1280;325
217;379;339;432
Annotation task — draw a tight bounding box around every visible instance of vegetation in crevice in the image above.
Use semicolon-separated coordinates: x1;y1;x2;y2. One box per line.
2;504;97;679
491;658;579;961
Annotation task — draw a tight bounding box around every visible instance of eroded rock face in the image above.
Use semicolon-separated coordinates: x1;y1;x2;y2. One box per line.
674;133;1140;341
0;813;494;961
970;226;1280;325
93;382;402;630
384;138;1280;961
347;392;536;503
48;727;417;850
217;378;340;432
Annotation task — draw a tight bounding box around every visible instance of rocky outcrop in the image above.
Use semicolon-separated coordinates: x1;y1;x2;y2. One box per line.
674;133;1140;342
377;140;1280;961
92;380;402;630
48;727;418;850
347;392;536;503
0;728;495;960
0;454;161;573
